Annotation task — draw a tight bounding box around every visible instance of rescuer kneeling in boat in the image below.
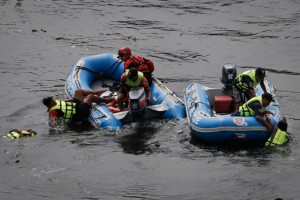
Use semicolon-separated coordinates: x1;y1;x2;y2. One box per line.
265;117;289;147
43;88;114;126
231;92;275;131
117;68;151;111
232;67;268;109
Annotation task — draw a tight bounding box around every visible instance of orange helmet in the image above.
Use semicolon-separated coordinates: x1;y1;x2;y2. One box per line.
117;46;131;58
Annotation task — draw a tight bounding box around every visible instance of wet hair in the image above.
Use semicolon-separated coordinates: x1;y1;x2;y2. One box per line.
43;97;53;107
278;120;288;132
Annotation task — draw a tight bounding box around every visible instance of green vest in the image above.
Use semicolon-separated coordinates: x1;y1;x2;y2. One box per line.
125;69;144;87
3;130;36;139
265;128;288;147
239;96;263;116
235;70;259;92
49;100;77;123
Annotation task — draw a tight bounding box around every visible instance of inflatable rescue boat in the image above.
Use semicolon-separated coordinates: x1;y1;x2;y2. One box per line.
65;53;186;130
184;64;283;144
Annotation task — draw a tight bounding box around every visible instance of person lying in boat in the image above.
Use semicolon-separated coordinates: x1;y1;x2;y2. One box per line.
231;92;275;131
265;117;289;147
117;67;151;111
43;88;114;126
232;67;268;109
4;129;37;139
117;46;155;85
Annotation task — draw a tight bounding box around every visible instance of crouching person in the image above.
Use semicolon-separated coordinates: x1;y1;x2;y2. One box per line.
231;92;275;131
117;68;151;111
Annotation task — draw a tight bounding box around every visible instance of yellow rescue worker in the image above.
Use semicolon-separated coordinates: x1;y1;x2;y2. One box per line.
43;88;114;126
265;117;289;147
4;129;37;139
117;68;151;111
232;67;268;109
231;92;275;131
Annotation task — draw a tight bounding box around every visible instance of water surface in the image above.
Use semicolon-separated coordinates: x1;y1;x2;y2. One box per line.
0;0;299;199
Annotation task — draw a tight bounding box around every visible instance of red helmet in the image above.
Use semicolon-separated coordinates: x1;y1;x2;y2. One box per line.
117;46;131;57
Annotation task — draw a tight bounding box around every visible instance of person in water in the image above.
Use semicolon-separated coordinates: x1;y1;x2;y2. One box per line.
232;67;268;109
117;68;151;111
43;88;114;126
231;92;275;131
117;46;155;85
4;129;37;139
265;117;289;147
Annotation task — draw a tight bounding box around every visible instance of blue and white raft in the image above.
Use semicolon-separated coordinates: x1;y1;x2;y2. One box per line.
65;53;186;130
184;80;283;144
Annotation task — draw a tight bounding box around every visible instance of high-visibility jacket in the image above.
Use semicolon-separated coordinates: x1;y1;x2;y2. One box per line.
235;70;259;92
125;70;144;87
265;128;288;147
49;100;77;123
4;130;36;139
239;96;263;116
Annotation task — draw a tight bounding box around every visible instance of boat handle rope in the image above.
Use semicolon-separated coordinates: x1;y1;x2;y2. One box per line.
76;66;102;76
191;101;213;117
75;60;123;88
153;75;185;105
75;59;122;77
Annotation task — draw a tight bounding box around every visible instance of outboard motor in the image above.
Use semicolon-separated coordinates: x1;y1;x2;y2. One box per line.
128;87;147;115
221;64;237;90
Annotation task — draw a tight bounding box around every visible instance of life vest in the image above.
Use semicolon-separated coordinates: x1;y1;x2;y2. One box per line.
235;70;259;92
4;130;36;139
125;69;144;87
124;55;154;73
265;128;288;147
49;100;77;123
239;96;263;116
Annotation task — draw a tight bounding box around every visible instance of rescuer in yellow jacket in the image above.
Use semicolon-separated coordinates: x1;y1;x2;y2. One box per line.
232;67;268;109
231;92;275;131
117;68;151;111
265;117;289;147
43;88;114;126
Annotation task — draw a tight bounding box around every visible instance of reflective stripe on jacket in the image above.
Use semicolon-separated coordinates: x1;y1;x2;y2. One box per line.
235;70;259;92
49;100;77;123
4;131;20;139
265;128;288;147
239;96;263;116
4;130;35;139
